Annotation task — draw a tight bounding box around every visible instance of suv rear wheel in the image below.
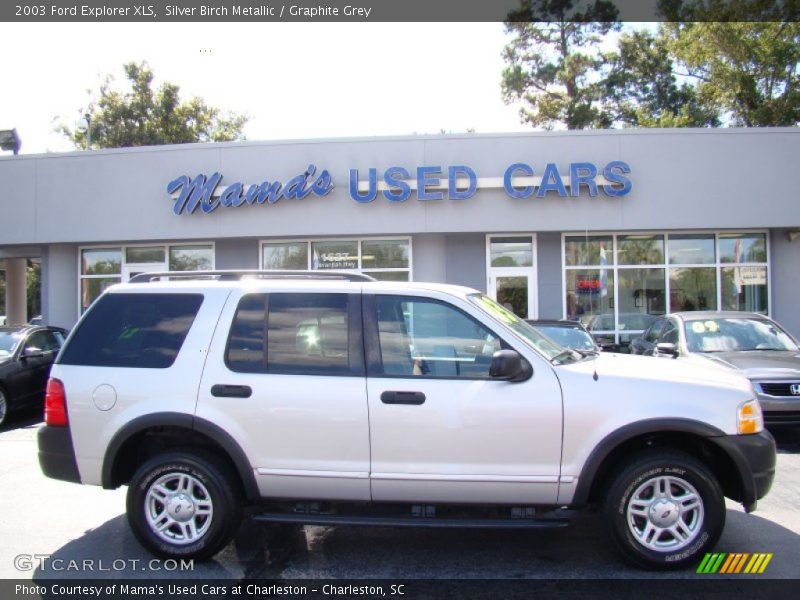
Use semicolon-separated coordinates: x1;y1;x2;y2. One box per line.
604;450;725;570
126;450;242;560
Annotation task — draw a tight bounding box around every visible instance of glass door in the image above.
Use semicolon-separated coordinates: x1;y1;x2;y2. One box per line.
486;235;537;320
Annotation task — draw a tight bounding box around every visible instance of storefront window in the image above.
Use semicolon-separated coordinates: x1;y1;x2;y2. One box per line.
169;245;213;271
669;267;717;311
261;238;411;281
362;239;410;269
564;236;612;266
617;235;664;265
262;242;309;270
618;268;666;315
668;234;715;264
126;246;166;264
565;269;615;322
722;266;768;313
80;243;214;314
563;232;769;349
81;277;120;312
490;236;533;267
719;233;767;264
81;248;121;275
312;241;359;270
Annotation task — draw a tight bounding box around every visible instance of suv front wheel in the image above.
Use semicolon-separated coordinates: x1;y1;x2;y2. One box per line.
604;450;725;570
126;450;242;560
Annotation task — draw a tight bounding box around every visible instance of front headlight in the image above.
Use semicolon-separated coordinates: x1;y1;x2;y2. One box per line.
737;399;764;434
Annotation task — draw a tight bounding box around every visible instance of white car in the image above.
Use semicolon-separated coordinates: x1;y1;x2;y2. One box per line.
38;271;775;570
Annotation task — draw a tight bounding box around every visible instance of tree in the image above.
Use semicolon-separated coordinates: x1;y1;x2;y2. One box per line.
59;61;248;149
605;29;720;128
664;22;800;126
501;1;620;130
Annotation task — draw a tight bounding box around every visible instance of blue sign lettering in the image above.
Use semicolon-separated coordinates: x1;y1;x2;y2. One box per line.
503;163;535;199
383;167;412;202
417;166;444;201
167;165;333;215
602;161;632;197
537;163;567;197
169;161;632;215
448;165;477;200
349;168;377;203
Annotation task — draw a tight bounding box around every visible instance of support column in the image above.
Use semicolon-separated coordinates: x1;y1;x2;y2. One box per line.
5;258;27;325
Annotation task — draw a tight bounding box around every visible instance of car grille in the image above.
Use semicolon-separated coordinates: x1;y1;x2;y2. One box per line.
757;382;800;397
764;411;800;425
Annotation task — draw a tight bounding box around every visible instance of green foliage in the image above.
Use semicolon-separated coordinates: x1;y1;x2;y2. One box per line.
59;62;248;149
605;29;720;128
502;1;621;130
665;22;800;126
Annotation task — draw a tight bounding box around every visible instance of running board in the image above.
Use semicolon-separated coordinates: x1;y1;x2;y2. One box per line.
251;512;570;529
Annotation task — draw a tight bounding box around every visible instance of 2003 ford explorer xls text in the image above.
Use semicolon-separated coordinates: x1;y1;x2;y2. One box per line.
37;271;776;569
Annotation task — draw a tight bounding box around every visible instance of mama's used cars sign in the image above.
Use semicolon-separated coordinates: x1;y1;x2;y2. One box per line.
166;161;632;215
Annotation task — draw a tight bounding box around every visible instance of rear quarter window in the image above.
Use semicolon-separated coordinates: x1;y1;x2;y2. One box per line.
59;293;204;368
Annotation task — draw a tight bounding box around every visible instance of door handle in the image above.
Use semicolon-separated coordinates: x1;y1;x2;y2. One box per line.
380;391;426;405
211;384;252;398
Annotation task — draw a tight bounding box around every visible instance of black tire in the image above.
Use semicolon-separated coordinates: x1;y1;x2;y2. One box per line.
604;450;725;570
126;450;242;560
0;384;10;428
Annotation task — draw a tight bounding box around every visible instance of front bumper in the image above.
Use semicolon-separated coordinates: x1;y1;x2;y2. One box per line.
38;425;81;484
710;430;776;512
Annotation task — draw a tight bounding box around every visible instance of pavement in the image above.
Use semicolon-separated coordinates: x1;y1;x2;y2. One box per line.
1;413;798;582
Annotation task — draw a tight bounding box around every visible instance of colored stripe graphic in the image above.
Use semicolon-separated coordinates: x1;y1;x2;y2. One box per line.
696;553;772;574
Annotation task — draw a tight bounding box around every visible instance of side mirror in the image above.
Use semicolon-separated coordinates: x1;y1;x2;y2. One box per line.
655;342;679;358
22;347;45;359
490;349;533;382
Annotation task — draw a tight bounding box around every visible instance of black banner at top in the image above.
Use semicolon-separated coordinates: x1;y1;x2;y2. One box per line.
2;0;799;22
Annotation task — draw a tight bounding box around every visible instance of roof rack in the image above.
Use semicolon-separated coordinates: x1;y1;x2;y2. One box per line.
128;270;377;284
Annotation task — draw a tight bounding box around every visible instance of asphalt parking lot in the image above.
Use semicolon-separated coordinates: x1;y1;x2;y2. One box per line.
1;413;798;583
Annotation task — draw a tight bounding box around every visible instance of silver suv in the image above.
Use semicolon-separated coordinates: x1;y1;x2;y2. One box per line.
38;271;776;570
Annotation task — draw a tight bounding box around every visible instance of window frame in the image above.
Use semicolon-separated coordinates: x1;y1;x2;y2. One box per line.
259;236;413;281
77;242;215;317
363;293;509;381
561;230;771;347
224;292;365;378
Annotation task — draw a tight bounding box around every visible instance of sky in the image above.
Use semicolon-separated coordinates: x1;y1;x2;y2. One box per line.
0;22;540;155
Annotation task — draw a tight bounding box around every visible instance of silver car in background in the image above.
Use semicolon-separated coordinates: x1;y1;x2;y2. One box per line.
631;311;800;427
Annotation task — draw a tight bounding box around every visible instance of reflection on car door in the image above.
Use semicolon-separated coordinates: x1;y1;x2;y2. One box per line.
197;290;371;501
364;294;563;504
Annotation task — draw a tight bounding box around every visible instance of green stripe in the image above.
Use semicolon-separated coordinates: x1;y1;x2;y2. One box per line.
696;554;714;573
710;553;727;573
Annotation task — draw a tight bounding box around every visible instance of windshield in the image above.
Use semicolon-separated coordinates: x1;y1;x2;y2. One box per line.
684;317;799;353
532;324;597;351
0;330;23;357
468;294;568;361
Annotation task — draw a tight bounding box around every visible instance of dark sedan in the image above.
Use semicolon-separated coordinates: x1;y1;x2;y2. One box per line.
631;311;800;427
0;325;67;426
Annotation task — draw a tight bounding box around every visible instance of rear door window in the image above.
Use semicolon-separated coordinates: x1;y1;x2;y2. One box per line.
59;293;203;368
225;293;363;376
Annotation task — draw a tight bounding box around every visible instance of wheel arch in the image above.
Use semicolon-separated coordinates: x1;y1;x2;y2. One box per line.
102;412;260;502
572;418;746;508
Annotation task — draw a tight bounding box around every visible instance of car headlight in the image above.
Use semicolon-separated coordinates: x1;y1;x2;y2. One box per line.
737;399;764;435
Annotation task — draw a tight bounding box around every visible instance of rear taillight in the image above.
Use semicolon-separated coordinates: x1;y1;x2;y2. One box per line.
45;378;68;427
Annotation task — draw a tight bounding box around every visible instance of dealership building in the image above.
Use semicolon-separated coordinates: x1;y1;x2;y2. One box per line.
1;128;799;345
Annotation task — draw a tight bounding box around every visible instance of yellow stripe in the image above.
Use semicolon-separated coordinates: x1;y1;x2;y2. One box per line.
734;553;750;573
750;554;766;574
744;554;759;574
758;554;773;574
720;554;736;574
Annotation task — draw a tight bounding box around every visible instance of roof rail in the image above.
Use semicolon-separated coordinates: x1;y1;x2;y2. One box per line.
128;270;377;283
